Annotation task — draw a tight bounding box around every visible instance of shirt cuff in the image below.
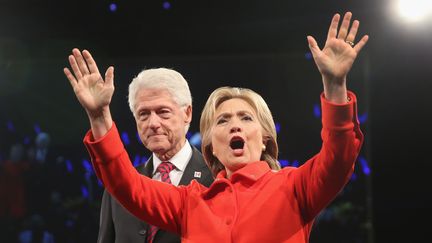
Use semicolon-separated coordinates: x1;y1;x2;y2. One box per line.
83;122;125;164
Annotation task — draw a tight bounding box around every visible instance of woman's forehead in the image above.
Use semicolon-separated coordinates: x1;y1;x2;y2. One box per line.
215;98;255;114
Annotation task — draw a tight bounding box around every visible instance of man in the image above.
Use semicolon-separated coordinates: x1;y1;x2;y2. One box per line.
63;48;213;243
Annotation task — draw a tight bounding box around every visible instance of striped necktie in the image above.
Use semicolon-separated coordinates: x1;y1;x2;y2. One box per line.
146;161;176;243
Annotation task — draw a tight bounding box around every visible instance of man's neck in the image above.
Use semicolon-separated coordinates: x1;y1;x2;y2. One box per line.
155;139;186;161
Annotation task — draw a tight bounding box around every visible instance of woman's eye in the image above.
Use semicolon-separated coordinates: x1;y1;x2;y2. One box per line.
242;116;253;121
216;119;227;124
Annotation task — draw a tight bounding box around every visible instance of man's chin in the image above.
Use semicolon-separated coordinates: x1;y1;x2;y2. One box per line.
149;146;167;152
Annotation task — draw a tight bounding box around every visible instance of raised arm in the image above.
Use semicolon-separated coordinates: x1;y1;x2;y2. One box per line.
307;12;369;103
291;12;366;220
63;48;114;139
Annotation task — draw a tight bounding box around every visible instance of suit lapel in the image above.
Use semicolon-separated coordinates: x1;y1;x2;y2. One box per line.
178;145;208;186
141;157;154;177
136;158;154;233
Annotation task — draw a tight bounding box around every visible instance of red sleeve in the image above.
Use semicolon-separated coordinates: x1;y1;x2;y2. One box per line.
289;91;364;221
83;123;185;234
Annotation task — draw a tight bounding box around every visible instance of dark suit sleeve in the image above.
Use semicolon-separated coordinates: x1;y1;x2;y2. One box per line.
97;189;115;243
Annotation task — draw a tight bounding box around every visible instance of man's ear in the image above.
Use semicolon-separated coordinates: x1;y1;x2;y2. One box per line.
184;105;192;124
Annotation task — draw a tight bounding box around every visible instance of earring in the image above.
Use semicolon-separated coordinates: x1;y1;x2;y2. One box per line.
262;144;266;152
212;151;216;156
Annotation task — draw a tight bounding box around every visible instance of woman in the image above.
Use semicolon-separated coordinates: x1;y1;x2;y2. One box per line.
65;12;368;243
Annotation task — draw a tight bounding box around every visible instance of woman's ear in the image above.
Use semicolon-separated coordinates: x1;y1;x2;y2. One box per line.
262;135;270;152
262;135;269;146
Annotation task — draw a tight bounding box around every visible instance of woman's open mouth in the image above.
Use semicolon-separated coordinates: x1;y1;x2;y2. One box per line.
230;136;245;156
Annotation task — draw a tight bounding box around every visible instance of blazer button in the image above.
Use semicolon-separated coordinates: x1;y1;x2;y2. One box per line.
138;229;147;235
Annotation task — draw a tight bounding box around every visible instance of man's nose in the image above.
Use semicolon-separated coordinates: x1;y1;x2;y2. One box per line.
148;113;161;129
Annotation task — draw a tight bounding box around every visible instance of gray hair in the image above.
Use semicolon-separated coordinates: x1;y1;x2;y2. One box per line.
128;68;193;132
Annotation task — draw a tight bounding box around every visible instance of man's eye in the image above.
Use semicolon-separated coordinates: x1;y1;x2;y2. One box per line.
139;115;148;120
138;112;149;120
159;110;171;118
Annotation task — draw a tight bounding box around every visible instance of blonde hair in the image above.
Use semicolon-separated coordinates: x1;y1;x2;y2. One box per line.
200;87;280;176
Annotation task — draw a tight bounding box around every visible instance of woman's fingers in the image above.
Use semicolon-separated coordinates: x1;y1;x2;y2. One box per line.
337;12;353;40
72;48;90;76
345;20;360;43
353;35;369;53
327;13;340;40
82;50;100;75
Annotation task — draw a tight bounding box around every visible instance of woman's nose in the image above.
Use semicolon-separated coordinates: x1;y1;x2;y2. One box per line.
230;126;241;133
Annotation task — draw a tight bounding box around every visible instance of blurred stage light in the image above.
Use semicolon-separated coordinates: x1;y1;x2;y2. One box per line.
189;132;201;146
275;122;281;134
397;0;432;22
81;185;89;198
133;154;140;167
121;131;130;146
33;123;41;134
109;3;117;12
359;157;371;176
163;1;171;10
279;159;289;167
6;120;15;132
359;113;368;124
313;104;321;118
66;159;73;173
82;159;92;173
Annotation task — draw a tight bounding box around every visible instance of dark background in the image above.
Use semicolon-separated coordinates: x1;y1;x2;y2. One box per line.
1;0;431;242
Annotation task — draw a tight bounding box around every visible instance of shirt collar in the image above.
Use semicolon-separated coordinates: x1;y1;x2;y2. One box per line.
215;161;271;183
152;140;192;175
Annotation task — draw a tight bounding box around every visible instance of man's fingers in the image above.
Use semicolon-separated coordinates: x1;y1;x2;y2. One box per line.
82;50;100;74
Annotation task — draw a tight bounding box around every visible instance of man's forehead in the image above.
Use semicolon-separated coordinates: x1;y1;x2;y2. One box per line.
136;87;173;98
135;92;179;110
136;100;179;110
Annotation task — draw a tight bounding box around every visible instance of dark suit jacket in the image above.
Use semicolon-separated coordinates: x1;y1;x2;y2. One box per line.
97;145;213;243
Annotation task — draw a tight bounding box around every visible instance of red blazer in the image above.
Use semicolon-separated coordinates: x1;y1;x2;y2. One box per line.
84;92;363;243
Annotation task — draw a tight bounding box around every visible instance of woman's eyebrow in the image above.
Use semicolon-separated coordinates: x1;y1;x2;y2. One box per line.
236;110;254;116
215;112;232;120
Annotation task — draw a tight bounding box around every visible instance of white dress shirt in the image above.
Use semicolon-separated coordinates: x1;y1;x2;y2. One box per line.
151;140;192;186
